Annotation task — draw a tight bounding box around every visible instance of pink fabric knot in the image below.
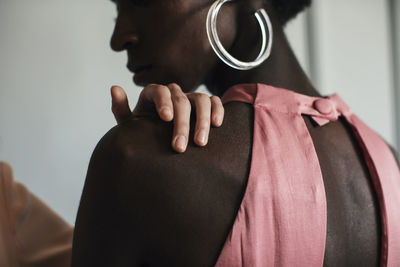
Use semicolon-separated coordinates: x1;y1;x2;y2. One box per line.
310;99;339;126
311;95;352;126
314;99;334;114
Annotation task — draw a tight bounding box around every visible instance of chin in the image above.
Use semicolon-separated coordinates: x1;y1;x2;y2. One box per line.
132;68;166;87
132;79;147;87
132;75;176;89
132;69;195;91
132;74;160;87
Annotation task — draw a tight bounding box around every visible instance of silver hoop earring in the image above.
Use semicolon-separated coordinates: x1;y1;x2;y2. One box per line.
206;0;273;70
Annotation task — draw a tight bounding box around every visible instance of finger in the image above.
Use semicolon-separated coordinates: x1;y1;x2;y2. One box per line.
210;96;224;127
167;83;190;153
111;85;132;124
132;84;174;121
151;85;174;121
187;93;211;147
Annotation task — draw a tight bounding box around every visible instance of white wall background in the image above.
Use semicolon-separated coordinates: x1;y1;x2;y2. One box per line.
0;0;399;224
0;0;133;224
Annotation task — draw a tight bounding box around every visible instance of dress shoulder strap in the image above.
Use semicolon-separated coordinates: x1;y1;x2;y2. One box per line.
342;104;400;267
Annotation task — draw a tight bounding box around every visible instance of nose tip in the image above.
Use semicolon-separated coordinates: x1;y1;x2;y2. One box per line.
110;34;139;52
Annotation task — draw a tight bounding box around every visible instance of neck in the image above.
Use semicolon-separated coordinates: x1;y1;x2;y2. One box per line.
204;20;320;98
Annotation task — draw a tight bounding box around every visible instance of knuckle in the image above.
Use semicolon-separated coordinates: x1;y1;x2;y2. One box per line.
168;83;181;90
197;120;211;129
211;95;222;104
155;85;170;97
175;124;190;134
194;93;210;102
190;92;201;97
138;89;147;98
154;84;168;91
172;94;189;104
139;84;155;97
145;83;158;91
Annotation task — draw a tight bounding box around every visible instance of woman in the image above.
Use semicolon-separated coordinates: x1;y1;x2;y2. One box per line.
72;0;400;266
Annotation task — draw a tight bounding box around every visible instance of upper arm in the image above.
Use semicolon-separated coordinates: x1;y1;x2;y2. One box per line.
71;118;171;266
71;118;241;267
71;124;128;266
71;119;206;266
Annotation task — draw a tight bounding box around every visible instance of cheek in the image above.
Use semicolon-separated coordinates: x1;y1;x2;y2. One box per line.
151;3;237;90
158;8;215;88
179;6;238;85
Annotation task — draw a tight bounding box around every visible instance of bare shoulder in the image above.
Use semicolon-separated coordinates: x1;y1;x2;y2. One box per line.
72;102;254;267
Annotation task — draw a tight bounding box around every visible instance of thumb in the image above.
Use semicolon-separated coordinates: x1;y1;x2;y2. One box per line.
111;85;132;124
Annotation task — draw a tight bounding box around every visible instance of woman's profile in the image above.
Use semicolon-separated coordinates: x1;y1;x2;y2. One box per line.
67;0;400;266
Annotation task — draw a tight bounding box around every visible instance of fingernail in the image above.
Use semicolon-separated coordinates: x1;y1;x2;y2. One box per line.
197;130;207;146
160;107;172;120
213;115;222;126
174;135;187;152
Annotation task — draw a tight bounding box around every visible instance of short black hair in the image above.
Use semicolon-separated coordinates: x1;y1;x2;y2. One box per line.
270;0;312;25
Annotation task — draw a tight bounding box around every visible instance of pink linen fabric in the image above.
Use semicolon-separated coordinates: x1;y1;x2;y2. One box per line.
0;162;73;267
216;84;400;267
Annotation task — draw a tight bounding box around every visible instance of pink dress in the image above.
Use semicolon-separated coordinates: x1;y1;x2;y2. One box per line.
216;84;400;267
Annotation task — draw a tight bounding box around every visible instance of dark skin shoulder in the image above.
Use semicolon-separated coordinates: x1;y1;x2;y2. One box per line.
73;101;384;267
71;102;253;267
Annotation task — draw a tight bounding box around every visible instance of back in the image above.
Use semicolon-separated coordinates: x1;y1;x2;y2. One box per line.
215;83;400;267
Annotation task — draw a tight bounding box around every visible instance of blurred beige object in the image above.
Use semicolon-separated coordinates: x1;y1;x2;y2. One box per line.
0;162;73;267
